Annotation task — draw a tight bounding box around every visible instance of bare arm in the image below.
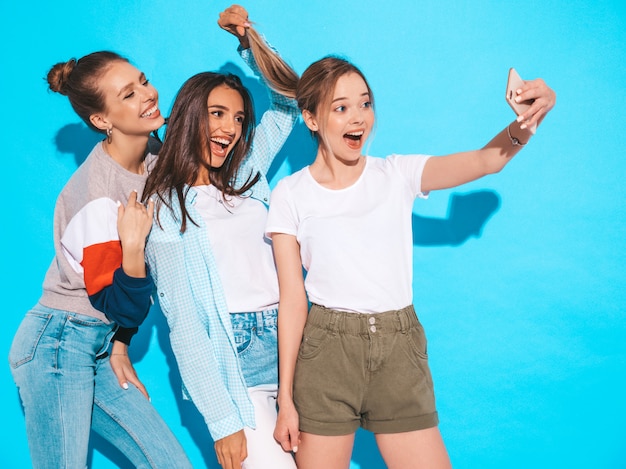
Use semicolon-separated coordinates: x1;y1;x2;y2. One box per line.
422;77;556;193
272;233;308;453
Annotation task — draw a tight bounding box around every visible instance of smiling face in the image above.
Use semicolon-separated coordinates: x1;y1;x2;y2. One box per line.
205;84;245;168
311;72;374;163
91;60;165;138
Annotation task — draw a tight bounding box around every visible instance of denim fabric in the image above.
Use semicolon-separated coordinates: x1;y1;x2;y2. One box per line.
230;309;279;388
9;304;192;469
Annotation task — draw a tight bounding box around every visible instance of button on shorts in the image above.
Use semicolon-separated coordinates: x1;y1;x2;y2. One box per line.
293;304;439;435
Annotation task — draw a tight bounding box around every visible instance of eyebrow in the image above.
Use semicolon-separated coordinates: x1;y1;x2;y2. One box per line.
331;92;370;104
117;72;146;97
208;104;245;115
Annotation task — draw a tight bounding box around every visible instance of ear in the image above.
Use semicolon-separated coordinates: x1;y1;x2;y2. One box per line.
301;109;319;132
89;113;111;132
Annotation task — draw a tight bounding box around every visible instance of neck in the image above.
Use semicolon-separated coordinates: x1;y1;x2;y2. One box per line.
310;147;365;189
103;133;150;174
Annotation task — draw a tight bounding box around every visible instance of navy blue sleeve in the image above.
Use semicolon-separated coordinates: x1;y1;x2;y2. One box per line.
88;267;154;328
112;327;138;345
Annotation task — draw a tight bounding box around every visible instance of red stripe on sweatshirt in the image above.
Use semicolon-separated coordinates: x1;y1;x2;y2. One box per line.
81;240;122;296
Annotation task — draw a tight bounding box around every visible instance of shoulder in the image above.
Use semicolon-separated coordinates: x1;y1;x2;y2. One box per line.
274;166;310;190
367;154;431;173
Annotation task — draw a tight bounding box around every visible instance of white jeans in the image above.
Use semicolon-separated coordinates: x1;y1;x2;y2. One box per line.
243;385;296;469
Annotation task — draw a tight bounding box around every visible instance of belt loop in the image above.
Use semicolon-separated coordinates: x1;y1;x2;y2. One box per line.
398;308;408;333
328;307;338;331
255;311;264;336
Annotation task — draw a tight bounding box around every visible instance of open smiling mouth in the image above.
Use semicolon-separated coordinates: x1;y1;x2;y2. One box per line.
210;137;232;158
141;104;159;118
344;131;364;149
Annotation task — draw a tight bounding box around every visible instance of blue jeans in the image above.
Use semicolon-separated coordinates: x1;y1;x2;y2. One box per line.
9;304;192;469
230;310;295;469
230;309;279;388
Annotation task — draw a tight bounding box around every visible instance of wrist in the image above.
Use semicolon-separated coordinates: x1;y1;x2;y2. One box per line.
507;123;529;146
277;393;294;407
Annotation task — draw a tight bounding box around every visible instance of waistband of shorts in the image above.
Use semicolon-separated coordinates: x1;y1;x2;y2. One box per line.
308;304;419;334
230;309;278;329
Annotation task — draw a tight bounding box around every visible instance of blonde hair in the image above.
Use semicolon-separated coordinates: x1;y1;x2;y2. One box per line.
247;27;298;99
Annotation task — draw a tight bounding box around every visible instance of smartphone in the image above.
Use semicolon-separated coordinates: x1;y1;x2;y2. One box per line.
506;68;536;133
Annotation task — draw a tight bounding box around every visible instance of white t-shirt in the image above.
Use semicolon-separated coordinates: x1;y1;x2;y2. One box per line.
266;154;430;314
195;185;279;313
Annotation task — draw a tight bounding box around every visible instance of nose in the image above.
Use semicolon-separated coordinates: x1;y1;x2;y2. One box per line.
142;84;157;101
350;107;365;124
221;115;237;134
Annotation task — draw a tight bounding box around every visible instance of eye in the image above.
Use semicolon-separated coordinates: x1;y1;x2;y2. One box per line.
334;105;345;112
210;110;223;118
235;115;244;124
123;91;135;100
362;101;372;109
142;78;150;86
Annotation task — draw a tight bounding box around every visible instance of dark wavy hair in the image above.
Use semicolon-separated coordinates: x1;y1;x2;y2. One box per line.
143;72;257;233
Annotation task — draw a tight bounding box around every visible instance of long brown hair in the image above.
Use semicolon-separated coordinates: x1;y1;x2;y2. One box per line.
144;27;299;233
47;51;129;134
144;73;256;233
247;28;298;99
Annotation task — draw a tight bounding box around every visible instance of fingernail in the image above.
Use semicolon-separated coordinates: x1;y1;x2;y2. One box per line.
516;115;523;123
292;446;298;453
122;382;129;390
117;200;121;207
515;96;521;103
520;123;527;130
244;21;251;26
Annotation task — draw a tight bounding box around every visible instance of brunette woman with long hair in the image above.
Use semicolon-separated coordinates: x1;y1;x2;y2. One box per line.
142;6;299;469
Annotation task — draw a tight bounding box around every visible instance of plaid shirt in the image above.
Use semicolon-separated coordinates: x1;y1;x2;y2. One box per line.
145;47;299;441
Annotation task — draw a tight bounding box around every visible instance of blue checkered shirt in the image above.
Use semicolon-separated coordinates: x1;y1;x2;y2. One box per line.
145;47;299;441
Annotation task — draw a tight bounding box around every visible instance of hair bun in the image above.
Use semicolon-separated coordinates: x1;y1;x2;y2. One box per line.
47;59;77;95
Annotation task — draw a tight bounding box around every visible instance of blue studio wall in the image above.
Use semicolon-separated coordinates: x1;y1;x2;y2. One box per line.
2;1;625;467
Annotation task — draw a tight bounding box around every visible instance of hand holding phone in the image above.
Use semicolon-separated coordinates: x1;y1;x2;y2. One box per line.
506;68;536;133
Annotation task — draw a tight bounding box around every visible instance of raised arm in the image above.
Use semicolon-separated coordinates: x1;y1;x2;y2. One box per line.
218;4;299;176
218;4;251;49
271;232;308;453
422;77;556;193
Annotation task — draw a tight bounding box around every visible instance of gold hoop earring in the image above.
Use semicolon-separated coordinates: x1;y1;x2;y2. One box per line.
106;128;113;144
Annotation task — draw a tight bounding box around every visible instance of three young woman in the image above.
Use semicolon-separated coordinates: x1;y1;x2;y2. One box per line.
142;6;298;469
267;57;556;468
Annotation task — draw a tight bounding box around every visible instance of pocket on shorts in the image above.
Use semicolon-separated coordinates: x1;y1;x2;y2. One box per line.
298;325;329;360
8;310;53;369
236;330;257;356
405;322;428;360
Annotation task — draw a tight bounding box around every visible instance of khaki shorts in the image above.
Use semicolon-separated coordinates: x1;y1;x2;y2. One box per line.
293;304;439;436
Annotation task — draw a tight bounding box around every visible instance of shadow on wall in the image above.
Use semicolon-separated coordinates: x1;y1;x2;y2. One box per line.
54;122;102;167
413;190;501;247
